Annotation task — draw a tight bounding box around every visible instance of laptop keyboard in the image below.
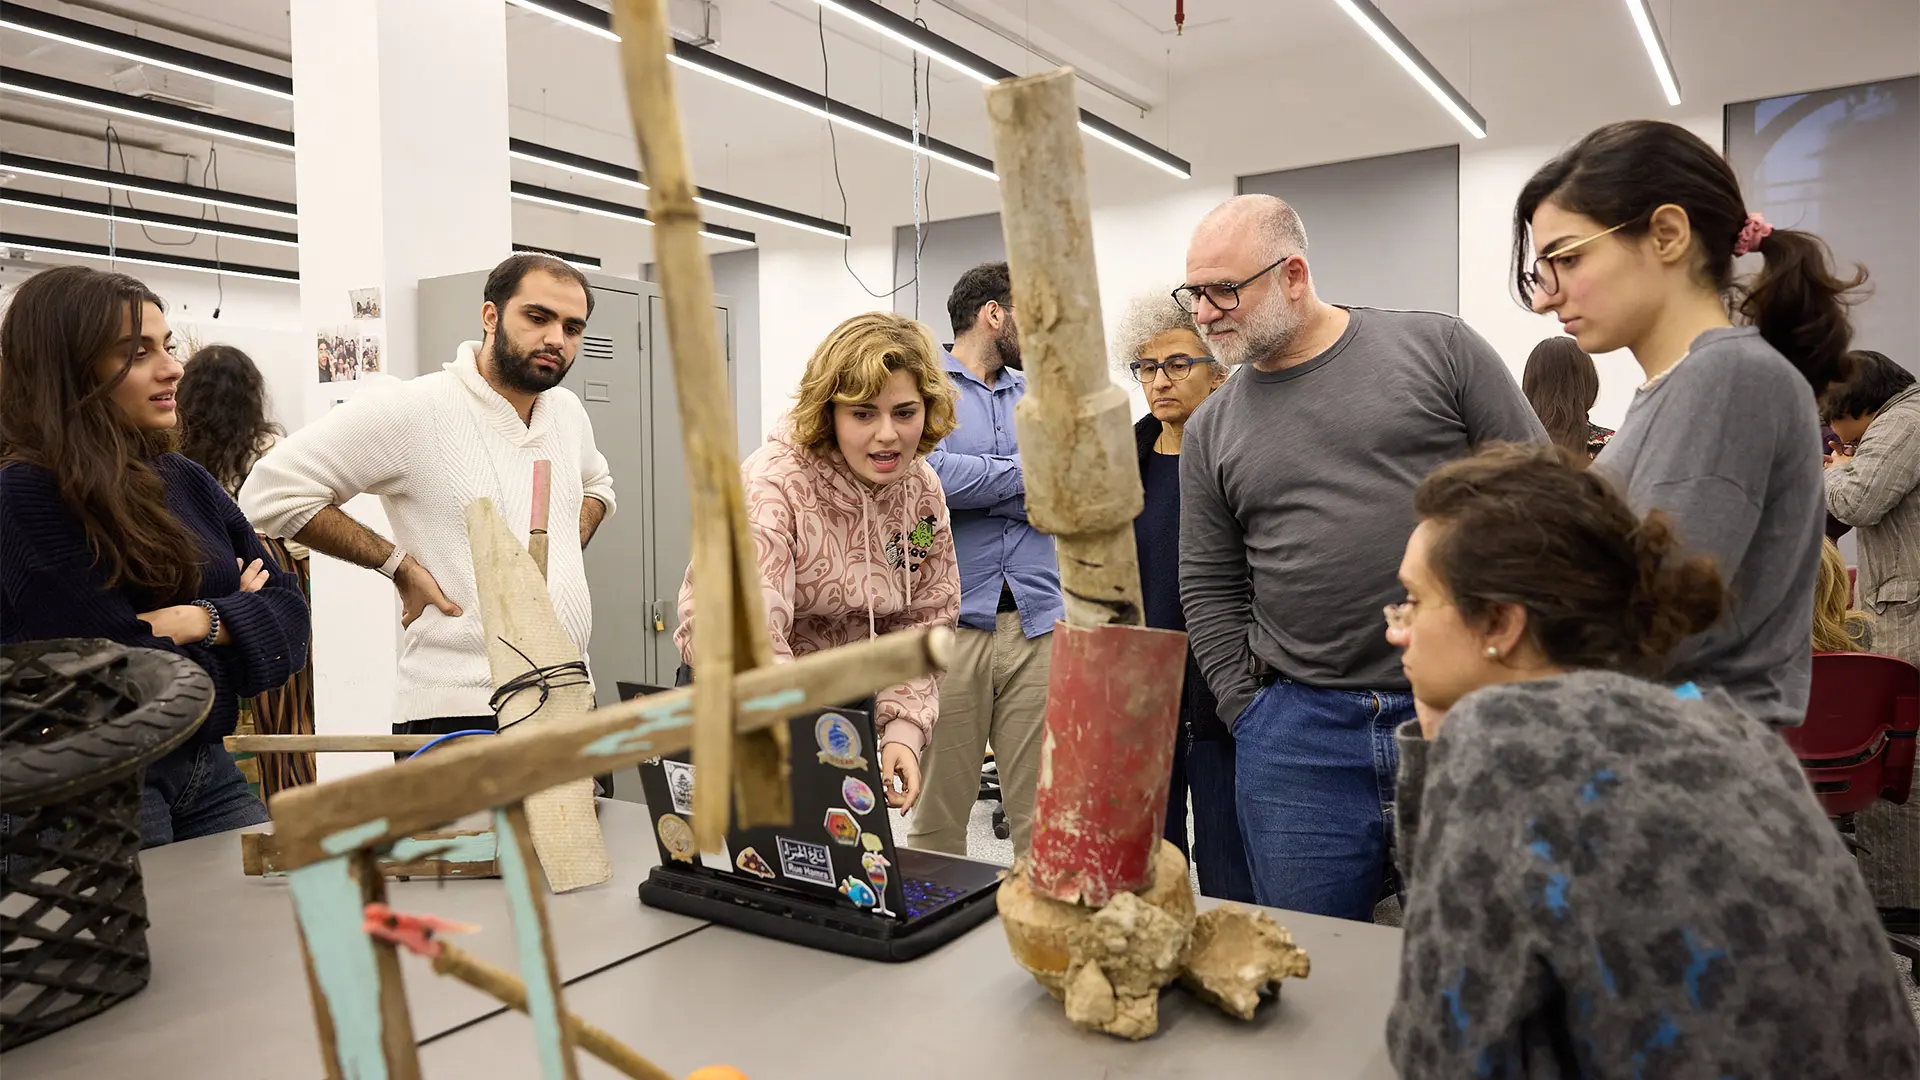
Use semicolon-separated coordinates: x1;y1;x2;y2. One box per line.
901;876;966;919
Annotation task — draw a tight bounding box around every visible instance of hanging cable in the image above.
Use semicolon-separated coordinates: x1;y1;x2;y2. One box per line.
818;7;930;300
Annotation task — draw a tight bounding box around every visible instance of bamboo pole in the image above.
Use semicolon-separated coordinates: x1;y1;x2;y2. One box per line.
226;734;436;753
428;943;674;1080
529;459;552;580
609;0;788;848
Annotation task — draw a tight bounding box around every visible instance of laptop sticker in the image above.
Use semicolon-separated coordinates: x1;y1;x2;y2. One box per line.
776;836;835;888
839;877;878;909
814;713;869;770
657;814;696;863
699;837;733;874
842;776;877;815
736;846;776;880
662;759;696;815
862;851;895;917
861;832;885;853
825;807;861;846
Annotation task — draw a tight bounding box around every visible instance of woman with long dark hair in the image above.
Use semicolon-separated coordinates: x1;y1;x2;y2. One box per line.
176;343;316;797
1383;445;1918;1077
1513;119;1864;726
1520;335;1612;459
0;266;310;846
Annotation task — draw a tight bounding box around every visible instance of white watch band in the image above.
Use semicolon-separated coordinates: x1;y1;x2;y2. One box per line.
378;547;407;580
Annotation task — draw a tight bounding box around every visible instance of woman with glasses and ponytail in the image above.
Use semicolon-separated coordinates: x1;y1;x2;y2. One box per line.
1514;119;1864;727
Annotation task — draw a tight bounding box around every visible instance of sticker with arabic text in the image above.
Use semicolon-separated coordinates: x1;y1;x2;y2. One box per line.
776;836;834;888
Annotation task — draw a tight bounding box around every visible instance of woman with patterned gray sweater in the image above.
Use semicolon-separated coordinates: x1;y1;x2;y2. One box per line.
1383;444;1916;1079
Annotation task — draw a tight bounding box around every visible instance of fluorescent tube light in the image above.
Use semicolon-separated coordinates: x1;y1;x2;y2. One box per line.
1;232;298;282
511;182;757;247
0;152;299;220
513;242;601;270
1329;0;1486;139
509;138;853;239
0;188;298;247
1621;0;1682;106
0;7;294;101
0;67;296;151
804;0;1192;179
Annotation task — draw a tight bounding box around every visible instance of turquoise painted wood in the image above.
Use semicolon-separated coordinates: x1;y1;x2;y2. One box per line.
389;831;498;864
493;806;574;1080
287;857;391;1080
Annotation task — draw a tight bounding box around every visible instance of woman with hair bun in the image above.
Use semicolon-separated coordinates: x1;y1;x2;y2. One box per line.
1382;444;1917;1079
1514;119;1865;727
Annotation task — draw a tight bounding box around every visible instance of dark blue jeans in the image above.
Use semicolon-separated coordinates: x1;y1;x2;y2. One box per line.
1234;679;1412;921
139;742;268;848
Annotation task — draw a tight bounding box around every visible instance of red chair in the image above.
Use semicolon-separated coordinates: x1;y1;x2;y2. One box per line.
1785;653;1918;815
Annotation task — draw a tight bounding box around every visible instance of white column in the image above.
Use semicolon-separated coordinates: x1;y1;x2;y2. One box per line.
290;0;512;779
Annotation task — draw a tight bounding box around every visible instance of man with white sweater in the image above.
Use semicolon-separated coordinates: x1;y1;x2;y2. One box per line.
242;253;615;739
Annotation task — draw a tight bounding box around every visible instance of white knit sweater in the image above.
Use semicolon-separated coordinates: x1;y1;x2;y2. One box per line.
241;343;615;723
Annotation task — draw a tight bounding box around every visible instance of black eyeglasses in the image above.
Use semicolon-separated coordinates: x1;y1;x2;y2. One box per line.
1171;256;1290;315
1128;356;1214;384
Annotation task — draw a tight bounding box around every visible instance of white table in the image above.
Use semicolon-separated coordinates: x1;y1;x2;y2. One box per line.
3;800;699;1079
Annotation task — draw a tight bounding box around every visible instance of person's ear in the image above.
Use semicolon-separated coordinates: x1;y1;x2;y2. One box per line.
480;301;499;338
1284;255;1311;299
1647;204;1694;267
1483;602;1530;663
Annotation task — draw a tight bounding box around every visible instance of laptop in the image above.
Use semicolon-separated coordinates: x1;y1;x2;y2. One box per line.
620;682;1004;962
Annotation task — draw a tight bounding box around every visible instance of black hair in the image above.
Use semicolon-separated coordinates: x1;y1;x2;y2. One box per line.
946;262;1011;336
1821;350;1917;423
1512;119;1865;398
482;253;596;332
177;344;283;497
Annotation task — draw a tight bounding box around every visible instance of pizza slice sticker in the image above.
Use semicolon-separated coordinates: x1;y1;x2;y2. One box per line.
736;846;775;880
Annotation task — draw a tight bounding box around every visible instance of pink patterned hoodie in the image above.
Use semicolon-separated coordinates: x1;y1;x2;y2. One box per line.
675;418;960;756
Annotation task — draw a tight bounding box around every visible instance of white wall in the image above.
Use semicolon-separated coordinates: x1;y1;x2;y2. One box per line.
747;0;1920;437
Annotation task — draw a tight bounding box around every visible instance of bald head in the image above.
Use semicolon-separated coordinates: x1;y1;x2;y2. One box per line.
1195;194;1309;265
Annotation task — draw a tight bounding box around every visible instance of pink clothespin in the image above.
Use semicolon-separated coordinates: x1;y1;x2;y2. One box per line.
362;902;479;958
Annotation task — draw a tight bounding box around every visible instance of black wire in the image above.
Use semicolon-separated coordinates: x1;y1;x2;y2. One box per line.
818;8;932;300
487;637;592;726
104;125;202;248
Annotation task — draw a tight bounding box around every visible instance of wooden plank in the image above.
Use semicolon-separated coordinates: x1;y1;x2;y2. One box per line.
494;802;581;1080
287;855;405;1080
529;458;552;580
466;497;610;891
243;829;499;879
297;925;346;1080
356;851;423;1080
610;0;787;847
226;734;436;753
266;626;949;871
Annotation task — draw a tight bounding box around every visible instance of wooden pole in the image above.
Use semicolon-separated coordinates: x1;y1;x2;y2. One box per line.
529;459;552;580
609;0;788;849
226;734;436;753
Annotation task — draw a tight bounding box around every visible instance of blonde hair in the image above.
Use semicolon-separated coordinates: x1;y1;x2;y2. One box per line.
1812;537;1874;653
790;312;957;457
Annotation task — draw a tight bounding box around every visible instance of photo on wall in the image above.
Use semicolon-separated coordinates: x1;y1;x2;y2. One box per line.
315;326;360;383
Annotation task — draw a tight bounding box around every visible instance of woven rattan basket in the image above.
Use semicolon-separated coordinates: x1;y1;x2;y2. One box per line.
1;639;211;1050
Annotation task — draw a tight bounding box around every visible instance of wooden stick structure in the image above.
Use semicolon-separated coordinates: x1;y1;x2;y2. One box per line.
529;458;553;579
226;734;436;754
611;0;788;852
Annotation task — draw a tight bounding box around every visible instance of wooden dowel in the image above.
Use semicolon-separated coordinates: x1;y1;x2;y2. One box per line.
226;734;437;753
529;459;552;580
430;943;674;1080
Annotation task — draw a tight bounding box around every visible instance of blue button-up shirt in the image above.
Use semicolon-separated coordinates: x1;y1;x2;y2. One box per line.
926;349;1063;638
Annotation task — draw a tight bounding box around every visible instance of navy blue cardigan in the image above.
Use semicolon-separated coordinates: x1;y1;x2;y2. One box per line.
1134;414;1228;742
1;453;311;746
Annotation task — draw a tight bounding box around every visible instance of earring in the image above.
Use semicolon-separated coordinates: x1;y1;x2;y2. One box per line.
1484;646;1499;658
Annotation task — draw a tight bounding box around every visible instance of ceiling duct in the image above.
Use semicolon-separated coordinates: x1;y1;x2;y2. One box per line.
109;63;219;113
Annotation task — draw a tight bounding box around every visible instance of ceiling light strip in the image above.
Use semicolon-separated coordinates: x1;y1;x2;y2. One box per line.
0;7;293;101
510;181;756;247
1328;0;1486;139
0;152;300;219
513;242;601;269
1;231;298;282
501;0;998;180
0;188;299;247
0;67;296;151
1621;0;1682;106
509;138;852;239
806;0;1191;179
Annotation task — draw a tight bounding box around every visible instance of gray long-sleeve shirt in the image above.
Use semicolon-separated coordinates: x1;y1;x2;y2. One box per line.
1178;307;1546;726
1389;671;1920;1078
1594;327;1824;727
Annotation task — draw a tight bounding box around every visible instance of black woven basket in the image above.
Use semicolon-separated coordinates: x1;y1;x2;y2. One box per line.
1;639;212;1051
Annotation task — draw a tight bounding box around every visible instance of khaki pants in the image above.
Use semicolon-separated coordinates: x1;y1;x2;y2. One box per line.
909;612;1050;856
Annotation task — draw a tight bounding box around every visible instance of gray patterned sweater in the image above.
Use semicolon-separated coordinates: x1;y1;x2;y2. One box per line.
1388;671;1919;1078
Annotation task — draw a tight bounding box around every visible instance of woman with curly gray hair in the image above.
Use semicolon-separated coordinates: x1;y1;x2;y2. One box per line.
1115;289;1251;901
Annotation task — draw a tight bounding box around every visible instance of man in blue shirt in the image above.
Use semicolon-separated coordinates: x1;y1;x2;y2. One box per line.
908;263;1062;856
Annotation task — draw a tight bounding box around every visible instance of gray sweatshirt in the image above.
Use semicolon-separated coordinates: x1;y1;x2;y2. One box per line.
1179;307;1546;726
1389;671;1920;1079
1593;327;1824;727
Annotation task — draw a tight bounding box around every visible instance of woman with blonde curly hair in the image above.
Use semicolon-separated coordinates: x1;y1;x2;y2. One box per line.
1811;537;1874;653
675;312;961;808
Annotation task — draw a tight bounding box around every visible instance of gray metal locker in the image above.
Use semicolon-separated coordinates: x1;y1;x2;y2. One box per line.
414;269;736;707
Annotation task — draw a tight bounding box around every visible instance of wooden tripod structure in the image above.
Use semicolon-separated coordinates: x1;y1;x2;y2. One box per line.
265;2;949;1075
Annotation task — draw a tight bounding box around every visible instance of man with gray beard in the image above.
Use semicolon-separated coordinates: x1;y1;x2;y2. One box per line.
1177;194;1544;921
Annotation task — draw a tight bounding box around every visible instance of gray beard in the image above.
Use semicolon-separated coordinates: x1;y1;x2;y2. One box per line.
1205;292;1305;368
